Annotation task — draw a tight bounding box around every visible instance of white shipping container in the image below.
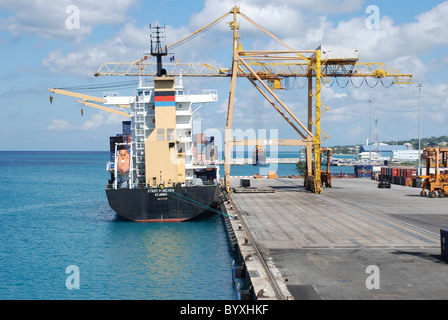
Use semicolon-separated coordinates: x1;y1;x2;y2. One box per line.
418;167;448;175
315;45;359;61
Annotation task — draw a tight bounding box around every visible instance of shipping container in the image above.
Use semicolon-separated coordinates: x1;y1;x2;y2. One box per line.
109;135;127;162
316;45;359;61
122;121;131;135
405;169;417;177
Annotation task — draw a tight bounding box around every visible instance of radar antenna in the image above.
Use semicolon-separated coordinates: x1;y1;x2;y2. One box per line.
150;24;168;77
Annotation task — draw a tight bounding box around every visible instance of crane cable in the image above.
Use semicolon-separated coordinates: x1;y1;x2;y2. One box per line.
132;10;232;65
54;80;139;92
169;190;236;218
167;11;230;51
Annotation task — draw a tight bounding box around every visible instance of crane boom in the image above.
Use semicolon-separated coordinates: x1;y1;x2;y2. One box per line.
49;88;104;103
74;100;130;118
49;88;130;116
93;61;412;84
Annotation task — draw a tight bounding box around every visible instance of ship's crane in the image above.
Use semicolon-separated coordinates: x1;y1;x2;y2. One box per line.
48;88;131;118
50;6;412;194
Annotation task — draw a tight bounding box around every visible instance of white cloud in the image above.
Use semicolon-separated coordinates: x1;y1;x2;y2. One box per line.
0;0;138;41
35;1;448;146
47;118;72;130
319;2;448;62
40;0;448;77
80;113;122;130
42;22;148;76
47;112;122;131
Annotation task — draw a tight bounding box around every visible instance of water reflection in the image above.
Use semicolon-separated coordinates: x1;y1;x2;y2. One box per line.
105;215;237;299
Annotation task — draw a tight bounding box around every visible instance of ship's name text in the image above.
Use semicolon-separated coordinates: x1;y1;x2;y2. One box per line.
148;188;174;193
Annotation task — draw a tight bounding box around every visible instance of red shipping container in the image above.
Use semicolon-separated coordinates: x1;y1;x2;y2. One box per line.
392;168;398;176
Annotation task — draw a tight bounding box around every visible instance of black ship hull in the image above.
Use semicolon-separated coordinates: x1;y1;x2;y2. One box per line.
106;184;220;222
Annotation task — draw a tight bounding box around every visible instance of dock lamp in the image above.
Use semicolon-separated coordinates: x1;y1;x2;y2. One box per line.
416;83;423;175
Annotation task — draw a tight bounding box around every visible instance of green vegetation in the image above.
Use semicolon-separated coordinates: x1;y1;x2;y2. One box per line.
386;135;448;150
295;159;306;175
328;135;448;155
329;145;358;155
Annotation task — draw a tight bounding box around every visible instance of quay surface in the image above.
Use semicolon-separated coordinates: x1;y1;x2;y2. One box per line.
226;177;448;300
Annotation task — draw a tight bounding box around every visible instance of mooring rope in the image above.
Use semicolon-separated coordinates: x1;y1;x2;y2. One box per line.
169;190;236;218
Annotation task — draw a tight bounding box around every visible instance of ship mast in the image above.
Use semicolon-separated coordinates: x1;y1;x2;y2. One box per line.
150;24;168;77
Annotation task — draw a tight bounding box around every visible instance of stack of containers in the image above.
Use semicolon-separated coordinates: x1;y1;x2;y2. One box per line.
395;167;417;186
122;121;131;136
194;133;206;165
405;168;417;187
193;134;216;165
380;167;391;183
192;145;197;162
380;166;417;187
355;165;373;178
205;136;215;163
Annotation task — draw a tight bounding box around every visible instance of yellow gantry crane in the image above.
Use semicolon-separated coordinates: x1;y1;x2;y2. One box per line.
50;6;412;194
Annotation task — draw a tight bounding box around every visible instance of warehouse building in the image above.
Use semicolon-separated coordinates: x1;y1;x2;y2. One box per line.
359;144;421;162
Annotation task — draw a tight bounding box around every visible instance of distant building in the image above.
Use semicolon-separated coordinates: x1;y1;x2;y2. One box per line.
359;144;421;162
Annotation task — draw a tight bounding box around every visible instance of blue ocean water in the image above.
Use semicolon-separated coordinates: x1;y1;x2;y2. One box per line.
219;151;355;176
0;151;237;300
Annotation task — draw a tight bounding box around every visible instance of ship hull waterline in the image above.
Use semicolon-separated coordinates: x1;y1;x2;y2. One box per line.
106;185;220;222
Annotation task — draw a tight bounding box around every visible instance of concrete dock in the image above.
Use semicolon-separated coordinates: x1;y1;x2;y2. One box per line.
225;177;448;300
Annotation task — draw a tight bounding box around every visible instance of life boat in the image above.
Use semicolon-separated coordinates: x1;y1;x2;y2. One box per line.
117;149;130;176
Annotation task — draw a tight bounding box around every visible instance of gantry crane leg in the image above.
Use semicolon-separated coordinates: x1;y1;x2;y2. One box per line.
224;6;240;193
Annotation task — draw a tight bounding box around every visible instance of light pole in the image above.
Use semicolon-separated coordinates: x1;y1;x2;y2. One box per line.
416;83;423;175
369;99;373;163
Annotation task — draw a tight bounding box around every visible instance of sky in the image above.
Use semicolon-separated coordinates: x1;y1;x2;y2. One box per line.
1;0;448;151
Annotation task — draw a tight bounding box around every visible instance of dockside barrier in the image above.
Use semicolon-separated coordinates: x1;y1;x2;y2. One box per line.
219;188;289;300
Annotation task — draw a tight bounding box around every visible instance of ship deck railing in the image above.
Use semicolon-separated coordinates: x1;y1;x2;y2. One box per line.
106;181;218;190
105;183;147;190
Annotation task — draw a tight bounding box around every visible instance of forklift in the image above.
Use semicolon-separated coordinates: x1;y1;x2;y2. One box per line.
419;147;448;198
321;148;333;188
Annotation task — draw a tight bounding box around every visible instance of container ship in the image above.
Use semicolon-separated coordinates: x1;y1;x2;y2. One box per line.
102;26;222;222
49;27;221;222
105;74;220;222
